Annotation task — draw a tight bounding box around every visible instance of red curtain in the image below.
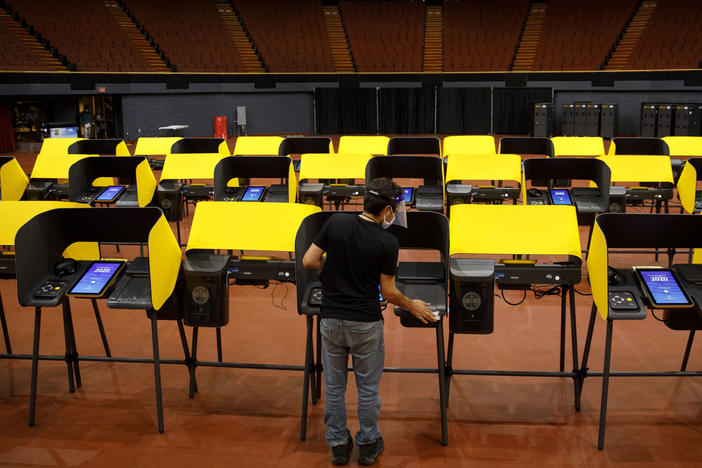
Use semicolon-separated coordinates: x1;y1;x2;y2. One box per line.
0;102;16;153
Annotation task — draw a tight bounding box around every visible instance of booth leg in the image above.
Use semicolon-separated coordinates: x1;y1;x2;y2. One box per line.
445;332;454;406
0;293;11;354
559;289;566;372
176;222;182;246
578;302;598;411
150;314;165;433
91;299;111;357
190;327;199;395
216;327;223;363
61;301;77;392
681;330;695;372
568;287;580;410
597;319;614;450
175;312;196;398
315;316;322;400
436;321;448;446
64;300;81;388
301;315;314;441
28;307;41;427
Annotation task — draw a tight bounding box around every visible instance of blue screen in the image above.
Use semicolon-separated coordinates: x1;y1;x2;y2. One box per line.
403;187;413;203
69;262;123;295
242;186;264;201
550;189;572;205
640;270;691;305
96;186;125;201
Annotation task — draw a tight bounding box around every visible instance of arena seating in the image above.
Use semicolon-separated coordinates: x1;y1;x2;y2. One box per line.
340;0;424;72
0;0;698;74
233;0;333;72
5;0;155;72
533;0;638;71
125;0;246;73
0;11;59;71
626;0;702;70
443;0;529;72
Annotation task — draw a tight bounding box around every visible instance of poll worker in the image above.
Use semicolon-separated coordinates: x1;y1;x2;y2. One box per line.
302;177;437;465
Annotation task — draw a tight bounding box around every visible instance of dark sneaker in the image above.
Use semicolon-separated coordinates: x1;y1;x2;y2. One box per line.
331;434;353;466
358;437;384;466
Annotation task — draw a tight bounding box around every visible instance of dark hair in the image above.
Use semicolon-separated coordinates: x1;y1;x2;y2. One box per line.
364;178;403;215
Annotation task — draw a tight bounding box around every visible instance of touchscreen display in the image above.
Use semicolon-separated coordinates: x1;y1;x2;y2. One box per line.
294;160;301;171
379;286;387;305
96;186;125;202
638;269;692;306
242;186;264;201
403;187;414;203
68;262;124;296
550;189;572;205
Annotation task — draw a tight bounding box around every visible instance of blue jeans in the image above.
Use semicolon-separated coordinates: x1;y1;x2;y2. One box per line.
320;318;384;447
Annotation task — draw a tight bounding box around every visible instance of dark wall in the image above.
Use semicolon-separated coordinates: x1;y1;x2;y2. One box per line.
120;92;314;138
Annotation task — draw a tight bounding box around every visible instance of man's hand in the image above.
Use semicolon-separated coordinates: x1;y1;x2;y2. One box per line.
408;299;438;324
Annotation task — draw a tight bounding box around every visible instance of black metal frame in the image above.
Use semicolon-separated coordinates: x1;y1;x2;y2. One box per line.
578;213;702;449
445;284;582;411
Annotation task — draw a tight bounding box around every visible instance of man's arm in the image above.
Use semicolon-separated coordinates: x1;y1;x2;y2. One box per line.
380;273;437;324
302;242;326;270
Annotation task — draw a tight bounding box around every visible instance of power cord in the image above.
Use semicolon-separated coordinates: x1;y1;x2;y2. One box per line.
271;281;289;311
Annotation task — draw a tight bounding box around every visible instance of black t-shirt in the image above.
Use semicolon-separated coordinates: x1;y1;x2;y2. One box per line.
313;213;399;322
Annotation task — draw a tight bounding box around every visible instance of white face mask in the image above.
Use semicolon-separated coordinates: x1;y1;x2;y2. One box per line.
382;209;395;229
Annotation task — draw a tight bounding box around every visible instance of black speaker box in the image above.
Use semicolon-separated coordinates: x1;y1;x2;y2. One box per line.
585;104;601;137
640;104;658;137
656;104;674;137
449;259;494;334
674;104;702;136
600;104;618;138
561;104;575;136
530;102;553;138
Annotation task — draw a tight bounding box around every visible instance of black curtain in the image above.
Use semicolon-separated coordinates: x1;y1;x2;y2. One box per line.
492;87;552;134
378;88;435;134
0;101;15;153
314;88;377;134
437;88;491;134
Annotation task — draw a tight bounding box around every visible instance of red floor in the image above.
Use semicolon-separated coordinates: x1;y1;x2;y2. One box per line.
1;144;701;466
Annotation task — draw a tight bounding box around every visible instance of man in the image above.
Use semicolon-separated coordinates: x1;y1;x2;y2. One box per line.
302;178;437;466
79;107;93;139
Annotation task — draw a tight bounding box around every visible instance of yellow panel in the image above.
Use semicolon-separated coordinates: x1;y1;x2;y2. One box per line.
232;136;284;156
63;241;100;261
133;137;182;156
446;154;521;184
677;160;698;214
136;159;158;207
147;214;182;310
115;141;131;156
587;221;610;320
449;204;581;258
0;201;90;245
160;153;227;180
30;153;95;179
38;138;83;156
338;136;389;155
662;136;702;156
0;158;29;201
443;135;496;157
187;202;320;252
551;137;605;157
598;155;674;183
217;140;231;156
288;161;297;203
299;153;372;181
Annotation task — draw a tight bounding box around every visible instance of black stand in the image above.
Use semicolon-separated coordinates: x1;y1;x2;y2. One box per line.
0;293;11;354
446;286;580;414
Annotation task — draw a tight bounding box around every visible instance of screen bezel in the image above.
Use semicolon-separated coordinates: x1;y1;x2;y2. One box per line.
67;260;127;298
402;187;414;204
549;189;572;206
241;186;265;202
635;267;694;308
95;185;126;202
